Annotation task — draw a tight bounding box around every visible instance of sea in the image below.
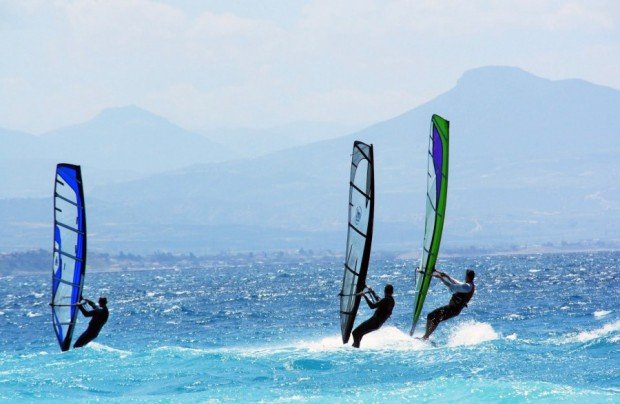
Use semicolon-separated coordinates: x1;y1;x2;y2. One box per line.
0;251;618;402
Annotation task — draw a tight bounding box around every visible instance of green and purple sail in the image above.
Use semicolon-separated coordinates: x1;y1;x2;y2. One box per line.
410;115;449;336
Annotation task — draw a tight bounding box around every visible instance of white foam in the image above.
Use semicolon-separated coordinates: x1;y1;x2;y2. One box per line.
297;327;431;352
505;333;518;341
163;324;500;358
163;305;181;313
572;320;620;343
88;342;132;357
594;310;611;318
19;351;49;359
26;311;42;318
238;324;500;355
295;334;343;352
446;321;499;347
152;345;210;355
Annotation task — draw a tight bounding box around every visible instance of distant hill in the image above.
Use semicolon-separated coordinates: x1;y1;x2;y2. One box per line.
1;67;619;253
201;121;362;158
41;106;231;172
0;106;231;197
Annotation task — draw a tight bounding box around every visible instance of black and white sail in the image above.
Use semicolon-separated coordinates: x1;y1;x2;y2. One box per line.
339;141;375;344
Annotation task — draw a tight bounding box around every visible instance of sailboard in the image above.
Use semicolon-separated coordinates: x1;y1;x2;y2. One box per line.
340;141;375;344
51;164;87;351
410;115;449;336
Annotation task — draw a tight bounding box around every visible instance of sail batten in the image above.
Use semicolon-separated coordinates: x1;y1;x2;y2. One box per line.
410;115;450;336
340;141;375;344
51;164;87;352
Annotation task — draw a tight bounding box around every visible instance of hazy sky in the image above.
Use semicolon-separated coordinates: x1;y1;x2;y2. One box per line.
1;0;618;134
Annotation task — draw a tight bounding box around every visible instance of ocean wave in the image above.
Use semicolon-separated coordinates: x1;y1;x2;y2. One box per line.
368;377;617;401
87;342;132;358
594;310;612;318
505;333;518;341
26;311;42;318
19;351;49;359
151;345;212;356
163;305;181;313
221;324;501;355
446;321;500;347
296;326;430;352
553;320;620;344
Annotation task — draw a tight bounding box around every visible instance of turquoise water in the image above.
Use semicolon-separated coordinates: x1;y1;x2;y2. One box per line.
0;252;618;401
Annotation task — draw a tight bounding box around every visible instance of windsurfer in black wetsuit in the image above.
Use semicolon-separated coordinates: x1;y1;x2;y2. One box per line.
74;296;109;348
422;269;475;340
352;284;395;348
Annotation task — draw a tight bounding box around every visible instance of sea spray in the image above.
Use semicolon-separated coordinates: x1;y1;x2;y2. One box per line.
446;321;499;347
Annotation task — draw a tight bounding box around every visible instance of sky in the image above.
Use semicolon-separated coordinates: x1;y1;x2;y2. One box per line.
0;0;618;134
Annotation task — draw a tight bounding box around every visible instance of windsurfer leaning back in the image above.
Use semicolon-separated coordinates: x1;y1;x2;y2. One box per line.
74;296;109;348
352;284;395;348
422;269;475;340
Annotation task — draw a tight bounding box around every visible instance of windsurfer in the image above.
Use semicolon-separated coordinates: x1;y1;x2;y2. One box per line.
351;284;395;348
422;269;475;340
74;297;109;348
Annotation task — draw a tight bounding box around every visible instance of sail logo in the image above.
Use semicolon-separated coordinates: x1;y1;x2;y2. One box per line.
54;240;61;270
355;206;362;224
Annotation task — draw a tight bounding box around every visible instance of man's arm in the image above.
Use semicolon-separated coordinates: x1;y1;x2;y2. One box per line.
367;288;380;302
433;270;472;293
442;273;460;285
78;301;94;317
447;282;472;294
363;294;378;309
433;270;452;286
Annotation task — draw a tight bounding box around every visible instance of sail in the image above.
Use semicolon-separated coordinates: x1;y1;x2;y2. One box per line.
340;141;375;344
51;164;87;351
410;115;449;335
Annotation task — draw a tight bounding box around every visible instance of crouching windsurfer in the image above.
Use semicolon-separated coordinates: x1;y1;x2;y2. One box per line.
422;269;475;340
74;297;109;348
352;284;395;348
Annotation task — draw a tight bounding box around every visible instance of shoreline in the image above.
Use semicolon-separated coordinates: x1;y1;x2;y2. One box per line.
2;248;618;275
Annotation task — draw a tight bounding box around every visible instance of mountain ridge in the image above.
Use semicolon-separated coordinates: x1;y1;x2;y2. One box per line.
1;66;618;253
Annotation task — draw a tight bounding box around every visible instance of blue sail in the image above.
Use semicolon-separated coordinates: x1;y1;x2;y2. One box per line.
51;164;87;351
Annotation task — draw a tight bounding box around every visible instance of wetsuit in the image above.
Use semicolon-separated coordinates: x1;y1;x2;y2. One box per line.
352;291;395;348
425;281;475;338
74;302;109;348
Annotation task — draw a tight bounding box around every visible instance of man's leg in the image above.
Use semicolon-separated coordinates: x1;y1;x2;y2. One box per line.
423;305;460;339
74;329;96;348
352;318;381;348
423;307;445;339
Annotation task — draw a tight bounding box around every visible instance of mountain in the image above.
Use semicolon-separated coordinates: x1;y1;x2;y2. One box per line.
1;67;619;253
40;106;231;173
0;106;232;198
201;121;363;157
